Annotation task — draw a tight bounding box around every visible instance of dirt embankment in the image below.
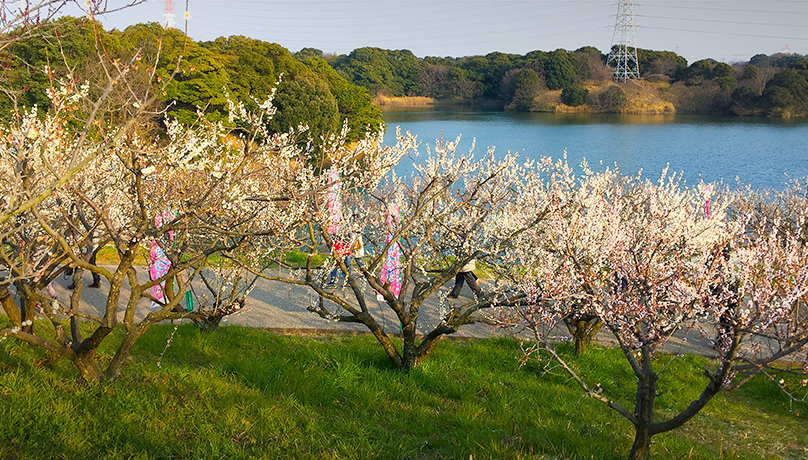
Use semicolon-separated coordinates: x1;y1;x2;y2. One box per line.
373;95;435;107
552;80;675;114
619;80;676;114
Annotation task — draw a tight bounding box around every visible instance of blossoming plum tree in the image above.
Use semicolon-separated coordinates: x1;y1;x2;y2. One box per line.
242;134;543;370
499;166;808;460
0;9;318;380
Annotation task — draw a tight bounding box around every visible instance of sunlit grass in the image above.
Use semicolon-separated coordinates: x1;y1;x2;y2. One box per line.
96;245;330;269
1;324;806;459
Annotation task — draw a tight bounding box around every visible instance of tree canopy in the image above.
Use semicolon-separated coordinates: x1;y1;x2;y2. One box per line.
0;20;383;145
324;43;808;118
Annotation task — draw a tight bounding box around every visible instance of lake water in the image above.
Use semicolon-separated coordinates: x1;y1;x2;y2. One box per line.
382;107;808;190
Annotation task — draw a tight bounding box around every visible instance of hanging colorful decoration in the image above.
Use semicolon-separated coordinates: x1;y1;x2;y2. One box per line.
149;209;176;308
704;185;711;219
326;168;342;234
185;290;194;312
380;204;402;298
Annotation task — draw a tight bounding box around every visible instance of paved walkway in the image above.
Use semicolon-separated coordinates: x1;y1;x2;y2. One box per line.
46;268;718;357
49;270;504;337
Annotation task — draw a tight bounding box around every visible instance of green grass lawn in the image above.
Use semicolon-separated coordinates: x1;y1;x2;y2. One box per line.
96;246;330;269
1;324;807;459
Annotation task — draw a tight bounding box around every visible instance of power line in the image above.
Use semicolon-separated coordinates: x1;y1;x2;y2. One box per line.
638;14;808;29
93;0;808;61
636;3;808;16
185;3;615;50
641;25;808;43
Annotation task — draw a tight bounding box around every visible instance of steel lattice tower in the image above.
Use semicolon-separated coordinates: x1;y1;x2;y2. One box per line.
606;0;640;82
164;0;176;29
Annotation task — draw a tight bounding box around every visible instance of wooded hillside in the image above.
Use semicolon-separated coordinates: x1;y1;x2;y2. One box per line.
320;45;808;117
0;18;383;145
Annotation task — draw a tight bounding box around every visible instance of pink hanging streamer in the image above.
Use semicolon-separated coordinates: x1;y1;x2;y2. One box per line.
704;185;711;219
326;169;342;234
150;210;176;303
380;205;401;297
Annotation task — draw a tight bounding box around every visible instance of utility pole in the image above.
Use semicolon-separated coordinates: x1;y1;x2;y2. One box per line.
606;0;640;82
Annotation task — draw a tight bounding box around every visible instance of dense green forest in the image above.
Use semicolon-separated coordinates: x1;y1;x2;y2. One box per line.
0;18;383;144
321;45;808;117
3;18;806;125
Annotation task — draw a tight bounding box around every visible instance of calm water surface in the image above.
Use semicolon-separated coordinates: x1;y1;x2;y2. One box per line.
383;107;808;190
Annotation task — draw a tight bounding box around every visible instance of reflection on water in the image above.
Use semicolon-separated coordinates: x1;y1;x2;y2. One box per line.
385;107;681;126
382;107;808;190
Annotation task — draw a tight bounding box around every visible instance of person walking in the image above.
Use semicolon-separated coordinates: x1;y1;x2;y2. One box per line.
68;206;101;289
67;240;101;289
448;258;481;299
351;232;365;262
326;238;352;287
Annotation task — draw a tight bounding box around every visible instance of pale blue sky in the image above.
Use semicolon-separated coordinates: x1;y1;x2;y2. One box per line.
76;0;808;64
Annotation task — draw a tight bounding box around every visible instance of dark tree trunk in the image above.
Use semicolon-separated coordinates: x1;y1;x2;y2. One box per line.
73;352;102;382
629;344;658;460
564;314;601;354
0;287;21;327
104;323;150;380
378;310;438;372
400;316;419;371
628;425;653;460
400;353;417;371
13;282;36;334
193;314;225;332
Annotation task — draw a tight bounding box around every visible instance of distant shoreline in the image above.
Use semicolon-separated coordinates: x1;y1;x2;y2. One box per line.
373;95;435;107
375;81;679;115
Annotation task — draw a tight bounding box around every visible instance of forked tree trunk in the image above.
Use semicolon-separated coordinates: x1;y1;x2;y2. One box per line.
400;351;418;371
398;312;445;371
73;352;102;382
193;314;225;332
564;314;602;354
367;311;438;372
104;323;150;380
400;335;435;371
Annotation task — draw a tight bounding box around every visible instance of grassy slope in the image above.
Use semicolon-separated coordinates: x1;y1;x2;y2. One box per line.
1;324;807;459
551;81;675;115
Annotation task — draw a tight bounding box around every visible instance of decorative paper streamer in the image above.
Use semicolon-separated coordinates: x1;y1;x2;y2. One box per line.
149;209;176;307
326;168;342;234
380;204;401;298
704;185;711;219
185;290;194;312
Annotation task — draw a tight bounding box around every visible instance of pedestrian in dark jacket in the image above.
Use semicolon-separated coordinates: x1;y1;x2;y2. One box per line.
448;258;481;298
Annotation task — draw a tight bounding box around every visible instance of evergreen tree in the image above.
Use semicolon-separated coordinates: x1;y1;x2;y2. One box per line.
544;49;576;90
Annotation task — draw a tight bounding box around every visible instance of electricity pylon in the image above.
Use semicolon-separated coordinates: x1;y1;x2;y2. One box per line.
164;0;176;29
606;0;640;82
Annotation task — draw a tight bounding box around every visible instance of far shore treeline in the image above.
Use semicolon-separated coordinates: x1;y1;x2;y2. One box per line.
3;17;807;151
322;46;808;117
